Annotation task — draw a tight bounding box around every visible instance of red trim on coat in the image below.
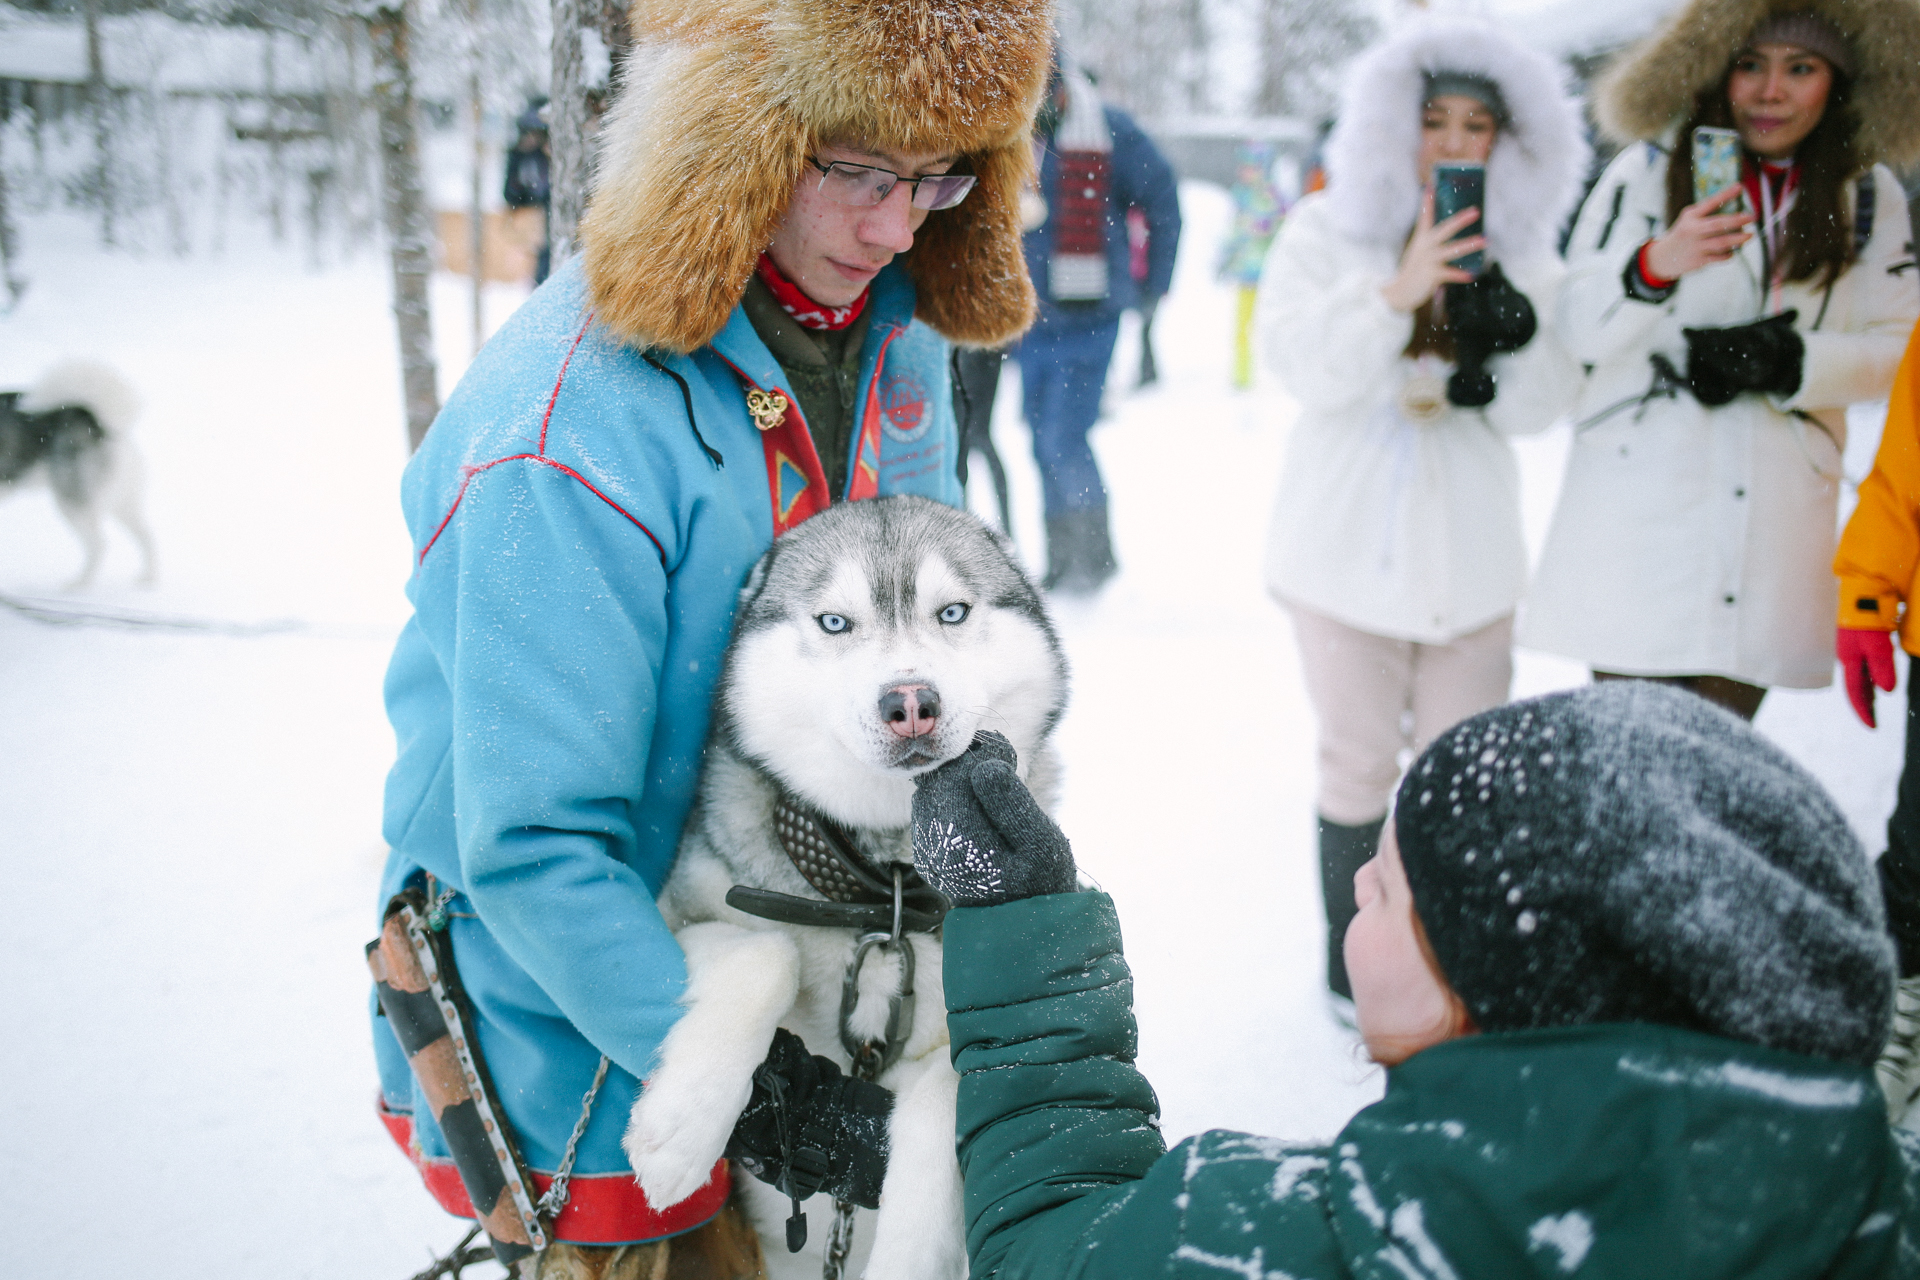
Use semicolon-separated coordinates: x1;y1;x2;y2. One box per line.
714;328;899;534
1636;241;1677;290
850;327;900;501
416;314;668;569
378;1097;730;1245
418;454;667;565
711;353;830;536
539;317;594;454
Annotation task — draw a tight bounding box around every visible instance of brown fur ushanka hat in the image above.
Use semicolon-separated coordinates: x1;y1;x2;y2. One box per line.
1594;0;1920;168
580;0;1054;355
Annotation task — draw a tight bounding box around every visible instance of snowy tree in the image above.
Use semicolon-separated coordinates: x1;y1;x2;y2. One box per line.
1255;0;1376;120
81;0;117;246
547;0;621;270
546;0;585;269
0;132;23;308
1056;0;1212;116
360;0;440;450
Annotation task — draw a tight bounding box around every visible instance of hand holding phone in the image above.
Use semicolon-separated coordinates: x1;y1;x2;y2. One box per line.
1382;186;1487;312
1644;172;1755;282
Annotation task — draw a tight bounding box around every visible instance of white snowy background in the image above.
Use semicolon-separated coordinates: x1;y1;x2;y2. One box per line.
1;176;1904;1275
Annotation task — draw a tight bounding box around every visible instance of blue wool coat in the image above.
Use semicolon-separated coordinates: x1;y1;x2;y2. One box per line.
372;256;960;1241
1021;105;1182;343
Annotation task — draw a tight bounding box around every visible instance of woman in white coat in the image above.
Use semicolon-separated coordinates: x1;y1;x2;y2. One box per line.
1256;16;1587;1010
1525;0;1920;719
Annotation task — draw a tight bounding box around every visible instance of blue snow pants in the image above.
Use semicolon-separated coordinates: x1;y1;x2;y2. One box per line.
1015;318;1121;517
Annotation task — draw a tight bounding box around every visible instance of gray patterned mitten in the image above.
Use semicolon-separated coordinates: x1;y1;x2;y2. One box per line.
910;732;1076;906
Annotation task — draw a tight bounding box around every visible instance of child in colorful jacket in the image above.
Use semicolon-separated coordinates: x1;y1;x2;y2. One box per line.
909;684;1916;1277
370;1;1053;1270
1218;139;1286;390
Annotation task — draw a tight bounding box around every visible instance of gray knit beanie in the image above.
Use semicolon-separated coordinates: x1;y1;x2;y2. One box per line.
1748;14;1855;78
1393;683;1894;1066
1423;71;1510;126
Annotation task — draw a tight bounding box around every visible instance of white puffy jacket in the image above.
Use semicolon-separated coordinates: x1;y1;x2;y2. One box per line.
1258;193;1581;643
1522;142;1919;688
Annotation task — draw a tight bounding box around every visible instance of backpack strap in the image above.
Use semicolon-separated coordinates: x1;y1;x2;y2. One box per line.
1855;170;1877;256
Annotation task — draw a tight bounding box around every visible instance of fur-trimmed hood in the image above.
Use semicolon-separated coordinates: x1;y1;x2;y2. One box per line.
1595;0;1920;168
1320;15;1589;263
580;0;1053;355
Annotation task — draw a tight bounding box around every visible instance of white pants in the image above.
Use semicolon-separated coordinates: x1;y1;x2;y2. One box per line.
1289;606;1514;825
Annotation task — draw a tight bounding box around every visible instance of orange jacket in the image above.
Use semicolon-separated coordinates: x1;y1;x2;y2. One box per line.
1837;318;1920;652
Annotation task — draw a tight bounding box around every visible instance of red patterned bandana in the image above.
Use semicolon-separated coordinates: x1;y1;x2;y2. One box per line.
755;253;869;331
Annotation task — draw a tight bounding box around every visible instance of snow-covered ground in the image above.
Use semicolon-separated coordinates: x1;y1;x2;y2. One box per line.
1;182;1904;1277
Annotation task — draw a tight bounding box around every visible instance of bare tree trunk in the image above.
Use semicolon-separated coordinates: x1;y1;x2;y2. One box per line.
365;0;441;452
1257;0;1376;119
548;0;586;269
265;31;286;242
469;29;485;357
1176;0;1208;114
337;16;381;253
83;0;115;248
154;90;190;256
213;98;232;256
0;125;26;308
596;0;633;88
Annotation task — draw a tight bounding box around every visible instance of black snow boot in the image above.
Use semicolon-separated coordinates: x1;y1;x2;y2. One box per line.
1319;814;1385;1000
1042;507;1117;597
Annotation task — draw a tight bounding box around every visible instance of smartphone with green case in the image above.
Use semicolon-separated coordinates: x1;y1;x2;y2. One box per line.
1431;161;1485;278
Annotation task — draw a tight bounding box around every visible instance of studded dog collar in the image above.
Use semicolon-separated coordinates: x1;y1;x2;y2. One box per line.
723;794;949;934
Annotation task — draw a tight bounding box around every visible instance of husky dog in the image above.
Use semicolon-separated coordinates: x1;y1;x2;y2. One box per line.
625;495;1068;1279
1;359;156;589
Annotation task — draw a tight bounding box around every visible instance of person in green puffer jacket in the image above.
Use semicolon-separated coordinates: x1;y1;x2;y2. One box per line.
908;682;1920;1278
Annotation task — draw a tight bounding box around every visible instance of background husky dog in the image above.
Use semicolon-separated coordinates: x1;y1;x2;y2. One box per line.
625;495;1068;1279
1;359;156;589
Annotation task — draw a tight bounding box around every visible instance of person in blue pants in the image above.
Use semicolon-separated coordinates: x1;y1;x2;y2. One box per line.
1017;55;1180;594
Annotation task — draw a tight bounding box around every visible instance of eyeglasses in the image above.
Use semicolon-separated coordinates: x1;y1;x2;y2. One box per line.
807;157;977;211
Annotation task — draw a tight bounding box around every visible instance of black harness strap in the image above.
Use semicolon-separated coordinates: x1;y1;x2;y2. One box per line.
725;885;944;933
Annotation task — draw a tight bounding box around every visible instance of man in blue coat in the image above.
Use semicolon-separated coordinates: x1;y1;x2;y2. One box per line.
1017;57;1181;594
370;1;1053;1270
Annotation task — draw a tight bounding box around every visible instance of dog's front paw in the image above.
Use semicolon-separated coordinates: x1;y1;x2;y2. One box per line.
623;1071;749;1209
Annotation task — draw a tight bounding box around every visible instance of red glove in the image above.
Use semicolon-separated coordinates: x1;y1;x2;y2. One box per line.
1837;627;1898;727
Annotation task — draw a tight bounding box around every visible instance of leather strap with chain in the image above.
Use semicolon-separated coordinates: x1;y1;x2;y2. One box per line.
726;795;948;933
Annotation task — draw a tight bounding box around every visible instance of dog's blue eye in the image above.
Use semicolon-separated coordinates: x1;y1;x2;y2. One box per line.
818;613;850;634
938;603;969;624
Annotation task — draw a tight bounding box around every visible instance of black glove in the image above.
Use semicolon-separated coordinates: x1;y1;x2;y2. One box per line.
725;1027;893;1247
910;731;1076;906
1444;263;1537;408
1683;310;1804;407
1445;263;1537;355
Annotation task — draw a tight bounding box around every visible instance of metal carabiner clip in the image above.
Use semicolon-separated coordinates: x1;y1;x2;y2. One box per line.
837;867;916;1076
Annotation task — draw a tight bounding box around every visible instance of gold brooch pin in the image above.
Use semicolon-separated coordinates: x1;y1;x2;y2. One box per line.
746;388;789;432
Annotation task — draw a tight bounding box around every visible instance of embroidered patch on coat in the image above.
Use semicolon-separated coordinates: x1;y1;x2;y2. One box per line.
880;371;931;442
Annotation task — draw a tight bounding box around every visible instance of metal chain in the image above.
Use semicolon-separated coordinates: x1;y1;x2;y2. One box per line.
820;1045;879;1280
822;871;905;1279
537;1054;611;1221
424;877;458;931
822;1198;859;1280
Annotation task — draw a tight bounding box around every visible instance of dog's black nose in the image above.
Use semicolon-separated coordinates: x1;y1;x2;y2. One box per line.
880;683;941;738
